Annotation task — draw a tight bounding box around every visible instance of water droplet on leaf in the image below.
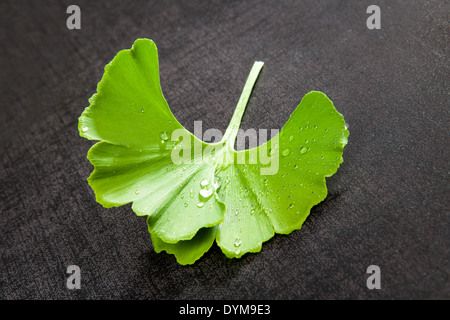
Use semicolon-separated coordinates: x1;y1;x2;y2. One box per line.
199;187;214;199
200;179;209;188
160;131;169;141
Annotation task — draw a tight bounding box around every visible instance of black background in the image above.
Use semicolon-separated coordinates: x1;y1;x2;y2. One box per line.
1;0;448;299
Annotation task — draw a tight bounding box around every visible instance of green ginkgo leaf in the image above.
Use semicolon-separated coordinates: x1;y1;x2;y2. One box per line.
78;38;349;265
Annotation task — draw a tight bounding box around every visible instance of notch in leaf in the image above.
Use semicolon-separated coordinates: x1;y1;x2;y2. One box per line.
78;39;349;265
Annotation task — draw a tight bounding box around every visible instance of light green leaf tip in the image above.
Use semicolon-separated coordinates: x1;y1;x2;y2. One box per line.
78;38;349;265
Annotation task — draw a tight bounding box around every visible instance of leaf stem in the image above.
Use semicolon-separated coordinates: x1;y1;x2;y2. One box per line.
222;61;264;150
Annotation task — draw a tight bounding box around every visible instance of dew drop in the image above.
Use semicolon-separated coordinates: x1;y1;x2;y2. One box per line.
294;164;299;169
234;238;242;247
282;149;290;157
200;179;209;188
135;190;139;195
199;187;214;199
81;125;88;132
289;203;295;210
345;123;349;130
305;139;309;144
160;131;169;141
141;109;145;113
235;249;241;255
197;202;204;208
184;202;188;207
289;136;295;142
300;147;308;155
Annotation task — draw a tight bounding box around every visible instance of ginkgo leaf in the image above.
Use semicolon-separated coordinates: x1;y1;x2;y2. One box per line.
151;227;218;265
78;38;349;265
215;92;348;258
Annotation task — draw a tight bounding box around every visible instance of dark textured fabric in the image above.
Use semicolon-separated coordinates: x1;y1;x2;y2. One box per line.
0;0;448;299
